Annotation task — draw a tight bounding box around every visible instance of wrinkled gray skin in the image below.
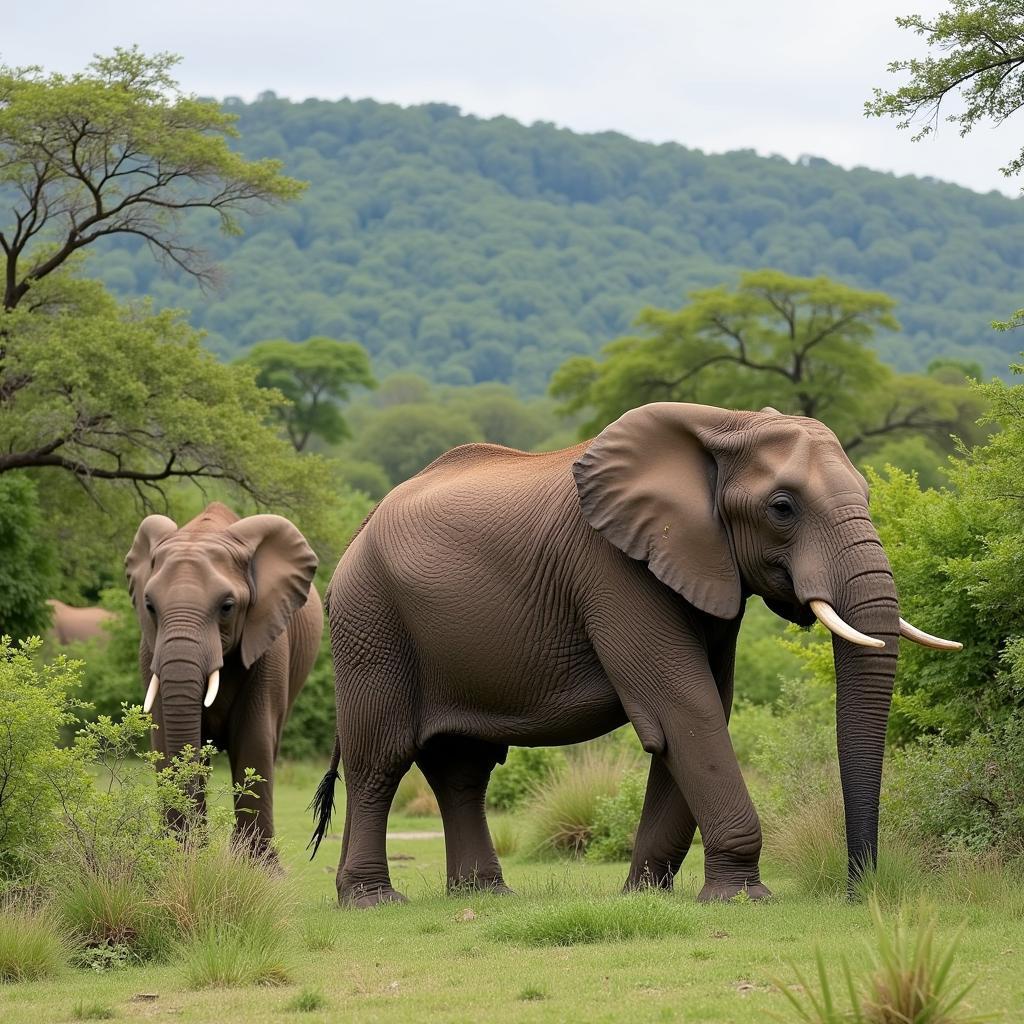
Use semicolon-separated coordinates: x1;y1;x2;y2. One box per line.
126;502;322;855
318;403;904;907
47;599;116;645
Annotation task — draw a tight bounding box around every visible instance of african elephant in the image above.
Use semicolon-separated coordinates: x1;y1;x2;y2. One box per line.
47;599;116;645
310;403;959;907
126;501;322;855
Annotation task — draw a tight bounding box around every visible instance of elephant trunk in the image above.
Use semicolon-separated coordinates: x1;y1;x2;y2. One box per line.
151;628;220;806
828;543;900;890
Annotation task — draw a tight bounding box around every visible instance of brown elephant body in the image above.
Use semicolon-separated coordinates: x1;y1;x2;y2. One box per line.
316;402;955;907
46;599;116;645
126;502;322;854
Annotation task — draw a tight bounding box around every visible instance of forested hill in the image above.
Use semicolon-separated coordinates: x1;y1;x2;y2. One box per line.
96;95;1024;393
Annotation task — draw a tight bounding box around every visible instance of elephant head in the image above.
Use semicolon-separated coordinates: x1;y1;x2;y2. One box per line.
125;509;318;767
573;402;959;887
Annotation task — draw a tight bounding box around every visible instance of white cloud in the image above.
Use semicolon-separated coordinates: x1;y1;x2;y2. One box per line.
5;0;1017;195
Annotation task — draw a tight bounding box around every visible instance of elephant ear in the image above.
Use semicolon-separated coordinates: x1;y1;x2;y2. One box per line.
226;515;319;668
572;402;743;619
125;515;178;618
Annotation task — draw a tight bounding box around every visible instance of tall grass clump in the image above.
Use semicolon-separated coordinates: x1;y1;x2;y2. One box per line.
488;893;693;947
522;748;635;859
489;816;520;858
179;920;293;989
0;901;69;982
777;899;988;1023
156;841;291;939
57;866;167;963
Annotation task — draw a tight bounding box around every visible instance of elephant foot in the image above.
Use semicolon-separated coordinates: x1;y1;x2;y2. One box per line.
697;880;773;903
447;876;515;896
340;883;409;910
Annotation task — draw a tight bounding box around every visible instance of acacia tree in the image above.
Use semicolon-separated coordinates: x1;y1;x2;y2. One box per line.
0;48;310;502
241;337;376;452
550;270;984;453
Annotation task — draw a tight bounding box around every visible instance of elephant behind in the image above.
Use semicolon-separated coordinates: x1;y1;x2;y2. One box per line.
126;502;322;855
47;599;116;646
311;402;958;907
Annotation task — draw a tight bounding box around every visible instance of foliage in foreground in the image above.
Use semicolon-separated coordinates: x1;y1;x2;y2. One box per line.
778;899;986;1024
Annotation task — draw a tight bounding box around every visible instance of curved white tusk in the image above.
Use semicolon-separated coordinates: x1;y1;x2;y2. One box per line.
809;600;886;649
899;617;963;652
143;674;159;714
204;669;220;708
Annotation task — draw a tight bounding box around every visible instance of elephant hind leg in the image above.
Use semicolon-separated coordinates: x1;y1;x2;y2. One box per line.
625;754;696;892
337;758;411;908
417;736;511;895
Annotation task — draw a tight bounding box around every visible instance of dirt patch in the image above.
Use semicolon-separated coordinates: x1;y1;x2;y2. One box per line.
387;831;444;840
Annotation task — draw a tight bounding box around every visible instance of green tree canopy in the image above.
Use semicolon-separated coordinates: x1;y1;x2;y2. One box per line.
241;337;376;452
866;2;1024;179
550;269;984;454
0;47;303;309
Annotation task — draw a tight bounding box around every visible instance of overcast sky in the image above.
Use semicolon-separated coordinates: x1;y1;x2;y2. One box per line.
6;0;1016;196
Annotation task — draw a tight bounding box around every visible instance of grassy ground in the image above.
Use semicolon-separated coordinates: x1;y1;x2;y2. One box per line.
2;761;1022;1023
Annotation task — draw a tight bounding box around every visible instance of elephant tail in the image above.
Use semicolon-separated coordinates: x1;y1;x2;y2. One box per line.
306;734;342;860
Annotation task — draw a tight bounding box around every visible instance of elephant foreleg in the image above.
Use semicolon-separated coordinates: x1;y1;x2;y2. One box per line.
230;741;276;860
624;755;696;891
417;737;511;894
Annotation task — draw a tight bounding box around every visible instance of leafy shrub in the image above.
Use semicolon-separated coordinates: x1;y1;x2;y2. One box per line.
885;716;1024;858
179;921;292;989
522;749;633;859
488;747;565;812
587;771;646;863
0;901;69;982
488;893;693;947
0;637;87;882
777;899;983;1024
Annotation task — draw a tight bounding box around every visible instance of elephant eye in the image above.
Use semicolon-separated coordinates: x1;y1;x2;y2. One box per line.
220;598;236;617
144;597;156;617
768;496;796;520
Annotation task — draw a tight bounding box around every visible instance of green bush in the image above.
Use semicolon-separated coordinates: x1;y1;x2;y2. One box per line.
488;746;565;811
885;715;1024;858
0;637;87;882
0;474;58;641
587;771;646;863
0;902;69;983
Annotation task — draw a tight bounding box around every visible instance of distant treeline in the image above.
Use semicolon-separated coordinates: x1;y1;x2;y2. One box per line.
92;95;1024;393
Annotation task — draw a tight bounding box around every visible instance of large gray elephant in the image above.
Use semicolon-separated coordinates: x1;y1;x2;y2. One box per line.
310;403;959;907
126;502;322;854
